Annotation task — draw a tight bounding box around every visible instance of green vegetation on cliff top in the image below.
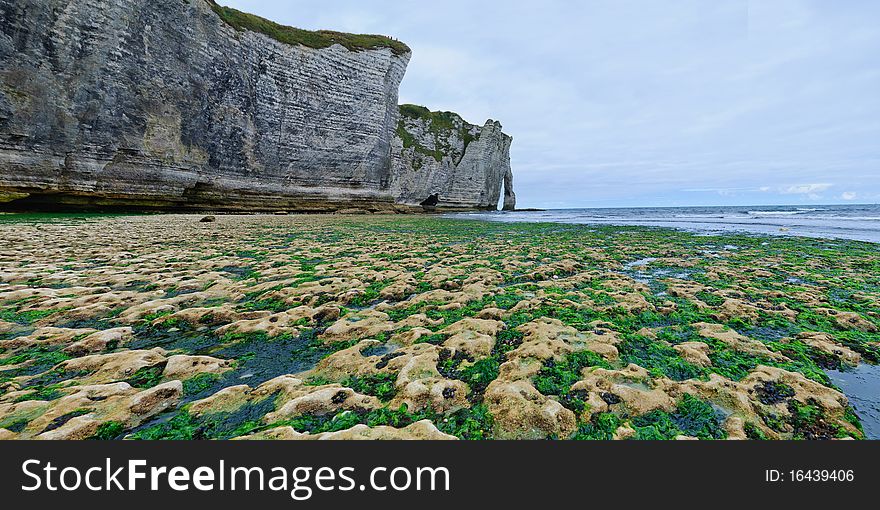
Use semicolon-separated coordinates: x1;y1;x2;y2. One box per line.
397;104;478;164
207;1;410;55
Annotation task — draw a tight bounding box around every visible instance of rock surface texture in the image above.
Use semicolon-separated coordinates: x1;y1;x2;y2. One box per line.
0;0;515;211
0;215;874;440
391;106;515;210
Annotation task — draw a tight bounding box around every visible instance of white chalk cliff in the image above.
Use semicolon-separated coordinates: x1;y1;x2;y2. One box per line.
0;0;514;211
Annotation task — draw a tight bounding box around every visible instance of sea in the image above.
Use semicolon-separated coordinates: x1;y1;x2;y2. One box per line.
448;204;880;244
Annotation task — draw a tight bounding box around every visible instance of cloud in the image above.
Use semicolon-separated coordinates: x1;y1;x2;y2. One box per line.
681;186;770;196
781;183;833;195
841;191;858;200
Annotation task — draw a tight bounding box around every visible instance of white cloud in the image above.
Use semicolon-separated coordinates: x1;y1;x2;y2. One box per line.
841;191;858;200
681;186;774;196
782;183;833;194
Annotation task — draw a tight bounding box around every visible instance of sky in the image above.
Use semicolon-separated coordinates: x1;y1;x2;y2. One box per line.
222;0;880;209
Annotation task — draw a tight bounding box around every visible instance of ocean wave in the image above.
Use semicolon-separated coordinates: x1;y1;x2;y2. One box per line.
747;210;803;216
824;216;880;221
746;208;834;217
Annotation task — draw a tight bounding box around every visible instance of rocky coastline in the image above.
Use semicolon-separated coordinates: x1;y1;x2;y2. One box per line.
1;214;876;440
0;0;514;213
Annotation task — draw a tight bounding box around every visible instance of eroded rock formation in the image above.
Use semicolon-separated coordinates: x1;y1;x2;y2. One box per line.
391;105;515;211
0;0;515;212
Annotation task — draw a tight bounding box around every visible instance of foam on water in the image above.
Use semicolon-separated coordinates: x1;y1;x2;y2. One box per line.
449;204;880;243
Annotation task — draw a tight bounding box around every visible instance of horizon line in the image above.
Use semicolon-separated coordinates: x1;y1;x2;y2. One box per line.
514;202;880;211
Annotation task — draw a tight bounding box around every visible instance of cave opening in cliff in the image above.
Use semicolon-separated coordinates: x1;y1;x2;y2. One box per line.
420;194;440;212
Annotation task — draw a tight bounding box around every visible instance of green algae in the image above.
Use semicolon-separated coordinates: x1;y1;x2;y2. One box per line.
270;403;494;440
3;215;879;440
534;351;611;413
89;421;126;440
632;395;728;440
619;335;705;381
573;413;622;440
343;373;397;403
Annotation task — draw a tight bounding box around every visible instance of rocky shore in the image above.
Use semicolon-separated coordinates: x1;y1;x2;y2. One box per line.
1;214;877;440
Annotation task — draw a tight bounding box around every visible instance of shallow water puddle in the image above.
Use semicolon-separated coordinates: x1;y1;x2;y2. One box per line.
827;364;880;439
618;381;653;392
624;257;658;269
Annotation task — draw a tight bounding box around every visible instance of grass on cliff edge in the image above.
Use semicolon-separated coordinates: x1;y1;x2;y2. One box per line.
207;1;410;55
398;104;478;163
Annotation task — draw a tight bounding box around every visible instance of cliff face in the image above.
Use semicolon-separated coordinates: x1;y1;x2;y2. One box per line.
0;0;514;212
0;0;409;211
391;106;515;210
